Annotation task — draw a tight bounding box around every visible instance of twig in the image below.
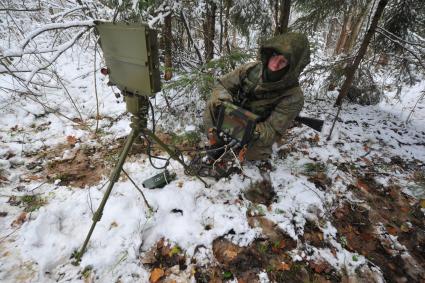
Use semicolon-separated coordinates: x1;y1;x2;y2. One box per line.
327;103;343;141
0;227;21;244
16;20;95;51
375;29;425;70
377;26;425;48
406;90;425;123
122;169;153;212
180;10;204;65
53;71;84;122
25;28;91;84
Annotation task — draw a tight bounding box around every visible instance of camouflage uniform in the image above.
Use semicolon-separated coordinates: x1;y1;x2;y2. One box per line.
204;32;310;160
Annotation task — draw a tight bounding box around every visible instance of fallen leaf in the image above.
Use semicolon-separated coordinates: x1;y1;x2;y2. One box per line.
66;135;78;146
386;225;398;236
400;206;410;213
0;175;8;182
149;268;164;283
420;199;425;209
7;196;21;206
400;223;411;233
223;249;238;260
109;221;118;230
278;262;290;271
356;179;369;191
23;175;43;181
11;212;27;227
310;260;330;273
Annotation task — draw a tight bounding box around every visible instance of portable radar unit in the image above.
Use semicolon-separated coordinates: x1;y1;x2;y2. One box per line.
75;21;208;264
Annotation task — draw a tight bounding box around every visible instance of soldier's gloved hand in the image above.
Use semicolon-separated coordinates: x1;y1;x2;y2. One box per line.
210;87;233;108
253;122;276;146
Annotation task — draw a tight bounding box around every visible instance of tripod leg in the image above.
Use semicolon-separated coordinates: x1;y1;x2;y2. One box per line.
74;128;140;264
143;129;210;188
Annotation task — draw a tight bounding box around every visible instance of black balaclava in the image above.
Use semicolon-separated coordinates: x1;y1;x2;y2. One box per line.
262;49;290;83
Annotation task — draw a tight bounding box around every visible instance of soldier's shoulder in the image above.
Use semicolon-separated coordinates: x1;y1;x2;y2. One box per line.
239;61;261;79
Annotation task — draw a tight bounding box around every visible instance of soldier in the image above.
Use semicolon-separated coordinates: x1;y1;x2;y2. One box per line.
203;32;311;161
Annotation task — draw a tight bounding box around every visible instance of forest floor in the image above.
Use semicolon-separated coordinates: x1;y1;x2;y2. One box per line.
1;85;424;283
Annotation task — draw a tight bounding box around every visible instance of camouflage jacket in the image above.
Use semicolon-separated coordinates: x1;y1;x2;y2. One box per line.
207;32;310;149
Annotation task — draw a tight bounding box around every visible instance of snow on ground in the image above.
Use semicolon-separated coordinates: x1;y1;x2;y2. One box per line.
1;45;425;282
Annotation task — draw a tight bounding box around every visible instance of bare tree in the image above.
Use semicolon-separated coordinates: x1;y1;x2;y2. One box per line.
275;0;291;34
203;0;217;62
163;10;173;80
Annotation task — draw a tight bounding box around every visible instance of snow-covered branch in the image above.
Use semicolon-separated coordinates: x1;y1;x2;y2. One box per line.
11;20;94;53
375;29;425;70
24;28;91;84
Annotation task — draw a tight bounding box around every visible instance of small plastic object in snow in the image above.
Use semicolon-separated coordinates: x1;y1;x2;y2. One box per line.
142;170;176;189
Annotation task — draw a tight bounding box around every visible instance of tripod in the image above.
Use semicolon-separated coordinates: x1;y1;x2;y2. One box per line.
73;93;208;263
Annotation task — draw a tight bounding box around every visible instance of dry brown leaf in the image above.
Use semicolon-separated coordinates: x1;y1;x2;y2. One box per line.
386;225;398;236
24;175;43;181
109;221;118;230
149;268;165;283
223;249;238;260
400;223;411;233
310;260;329;273
278;262;291;271
420;199;425;209
11;212;27;227
356;179;369;192
66;135;78;146
0;175;8;182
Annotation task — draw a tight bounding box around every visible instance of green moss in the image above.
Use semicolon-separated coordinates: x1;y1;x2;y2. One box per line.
303;162;327;175
257;242;270;254
339;236;348;248
54;172;73;183
20;195;46;212
169;245;182;257
222;270;233;280
170;131;201;148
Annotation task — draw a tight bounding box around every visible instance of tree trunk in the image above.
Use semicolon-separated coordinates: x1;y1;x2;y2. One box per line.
180;10;203;64
334;7;354;55
163;12;173;81
325;17;338;53
343;3;370;53
335;0;389;106
203;0;217;62
275;0;291;34
224;0;232;55
273;0;279;31
219;0;223;54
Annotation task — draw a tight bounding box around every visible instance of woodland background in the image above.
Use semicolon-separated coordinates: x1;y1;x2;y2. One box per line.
0;0;425;282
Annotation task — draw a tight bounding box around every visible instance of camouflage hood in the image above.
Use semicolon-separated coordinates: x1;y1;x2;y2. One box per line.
257;32;310;90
